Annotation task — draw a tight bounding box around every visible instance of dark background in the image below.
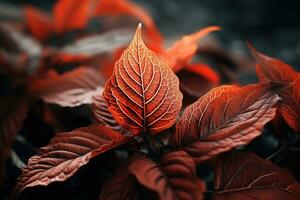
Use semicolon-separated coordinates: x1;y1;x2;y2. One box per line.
1;0;300;67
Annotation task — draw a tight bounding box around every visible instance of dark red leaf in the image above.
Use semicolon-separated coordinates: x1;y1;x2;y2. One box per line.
100;157;145;200
24;5;53;41
28;67;104;107
15;125;131;194
211;151;300;200
92;94;120;130
0;96;28;186
128;151;205;200
171;84;280;163
103;24;182;135
177;63;219;99
249;44;300;131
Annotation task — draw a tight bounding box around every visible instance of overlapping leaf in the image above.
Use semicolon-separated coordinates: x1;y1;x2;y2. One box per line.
162;26;220;72
15;125;130;194
28;67;104;107
0;95;27;187
95;0;163;51
211;151;300;199
177;63;220;99
128;151;205;200
103;24;182;135
171;84;280;163
249;45;300;131
92;94;120;130
100;157;145;200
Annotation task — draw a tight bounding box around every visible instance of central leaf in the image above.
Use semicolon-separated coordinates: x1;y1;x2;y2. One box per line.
103;24;182;135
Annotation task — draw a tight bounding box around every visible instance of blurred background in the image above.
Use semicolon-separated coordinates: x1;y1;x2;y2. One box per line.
1;0;300;67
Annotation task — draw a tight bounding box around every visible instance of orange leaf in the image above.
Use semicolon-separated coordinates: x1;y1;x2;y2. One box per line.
170;84;279;163
95;0;163;52
103;24;182;135
249;44;300;131
15;125;131;194
163;26;221;72
53;0;94;33
24;5;53;41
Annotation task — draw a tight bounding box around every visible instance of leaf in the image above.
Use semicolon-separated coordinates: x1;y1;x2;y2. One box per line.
0;95;28;187
249;44;300;131
103;24;182;135
60;28;133;56
211;151;300;200
128;151;205;200
15;125;130;194
24;5;53;41
53;0;94;33
28;67;104;107
92;94;120;130
177;63;219;98
100;157;145;200
95;0;163;52
170;84;280;163
162;26;220;72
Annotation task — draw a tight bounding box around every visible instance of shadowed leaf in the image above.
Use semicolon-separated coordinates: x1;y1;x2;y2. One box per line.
28;67;104;107
128;151;205;200
212;151;300;200
249;44;300;131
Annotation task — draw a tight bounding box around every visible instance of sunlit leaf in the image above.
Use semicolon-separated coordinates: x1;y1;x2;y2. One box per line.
171;84;280;163
103;24;182;135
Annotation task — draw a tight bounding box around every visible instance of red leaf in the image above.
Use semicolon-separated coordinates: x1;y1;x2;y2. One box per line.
177;63;220;99
100;157;146;200
15;125;130;194
28;67;104;107
92;94;121;130
95;0;163;52
128;151;205;200
170;84;280;163
249;44;300;131
162;26;220;72
211;151;300;200
103;24;182;135
53;0;94;33
0;96;28;186
24;5;53;41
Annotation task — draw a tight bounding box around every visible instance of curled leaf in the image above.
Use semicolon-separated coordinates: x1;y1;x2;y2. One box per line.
28;67;104;107
15;125;130;194
103;24;182;135
212;151;300;200
171;84;280;163
163;26;220;72
128;151;205;200
249;44;300;131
